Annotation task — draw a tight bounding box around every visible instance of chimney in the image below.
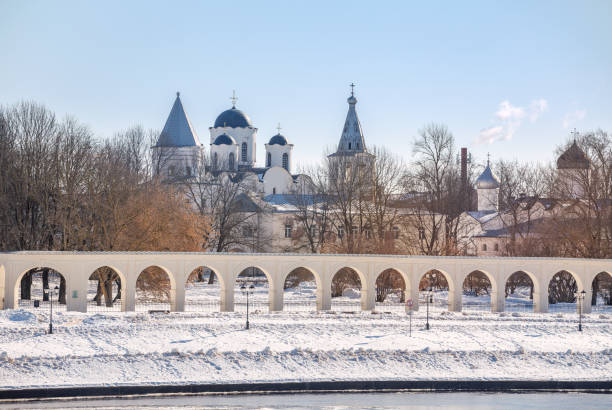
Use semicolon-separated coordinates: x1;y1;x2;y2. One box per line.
461;148;468;187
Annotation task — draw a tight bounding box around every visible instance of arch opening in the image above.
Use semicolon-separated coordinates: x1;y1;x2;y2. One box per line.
283;267;317;312
548;270;579;313
17;267;67;312
235;266;269;313
419;270;449;312
591;272;612;312
185;266;221;312
504;271;535;312
135;266;172;312
462;270;492;312
87;266;123;312
375;269;406;312
331;267;362;312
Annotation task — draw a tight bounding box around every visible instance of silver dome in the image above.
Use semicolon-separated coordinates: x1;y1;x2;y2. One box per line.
476;164;500;189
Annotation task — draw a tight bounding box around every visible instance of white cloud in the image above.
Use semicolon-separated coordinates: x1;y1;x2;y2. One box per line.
495;100;525;121
476;125;511;144
475;98;548;145
562;109;586;128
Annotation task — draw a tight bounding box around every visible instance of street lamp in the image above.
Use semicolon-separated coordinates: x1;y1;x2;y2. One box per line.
241;282;255;330
575;290;586;332
43;285;59;334
425;288;433;330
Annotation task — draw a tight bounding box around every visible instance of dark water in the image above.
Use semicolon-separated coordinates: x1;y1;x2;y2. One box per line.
1;392;610;409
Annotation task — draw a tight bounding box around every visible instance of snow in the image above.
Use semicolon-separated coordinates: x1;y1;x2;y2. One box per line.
1;300;611;388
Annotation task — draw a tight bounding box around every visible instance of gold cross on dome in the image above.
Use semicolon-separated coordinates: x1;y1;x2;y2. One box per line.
230;90;238;108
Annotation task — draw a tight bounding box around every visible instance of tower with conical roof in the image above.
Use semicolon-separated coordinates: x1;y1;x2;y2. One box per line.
328;84;375;185
331;83;368;156
153;92;203;179
475;155;500;213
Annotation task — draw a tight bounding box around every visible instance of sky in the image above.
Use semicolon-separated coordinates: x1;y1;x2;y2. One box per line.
1;0;611;170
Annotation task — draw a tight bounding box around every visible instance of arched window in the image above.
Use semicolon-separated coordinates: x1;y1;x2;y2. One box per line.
266;152;271;167
213;153;218;170
272;187;276;195
229;153;235;170
241;143;248;162
348;142;352;150
282;153;288;170
482;244;487;251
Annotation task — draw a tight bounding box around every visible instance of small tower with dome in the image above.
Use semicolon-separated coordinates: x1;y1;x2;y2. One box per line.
210;133;239;171
209;91;257;169
475;155;500;213
265;124;294;172
556;131;589;198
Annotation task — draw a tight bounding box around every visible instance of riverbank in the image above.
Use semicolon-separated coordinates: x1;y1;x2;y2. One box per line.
0;309;611;393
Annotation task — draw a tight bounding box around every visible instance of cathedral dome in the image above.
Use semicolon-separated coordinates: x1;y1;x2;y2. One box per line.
213;133;236;145
268;134;288;146
557;141;590;169
476;164;500;189
214;107;252;128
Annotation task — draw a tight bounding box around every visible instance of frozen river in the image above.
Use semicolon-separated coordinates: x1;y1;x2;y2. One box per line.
3;392;611;409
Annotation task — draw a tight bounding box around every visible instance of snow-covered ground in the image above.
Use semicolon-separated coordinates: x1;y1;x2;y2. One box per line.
1;299;611;389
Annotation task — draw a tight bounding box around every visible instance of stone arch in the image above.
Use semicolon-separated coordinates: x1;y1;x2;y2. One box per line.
461;270;493;312
14;266;68;310
374;268;407;305
87;265;126;312
235;265;272;313
504;270;536;312
330;266;364;312
417;268;454;311
548;270;581;311
591;271;612;309
135;265;174;312
418;268;454;292
184;265;221;312
283;266;319;312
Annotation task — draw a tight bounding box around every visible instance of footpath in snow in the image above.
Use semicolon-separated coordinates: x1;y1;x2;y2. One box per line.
0;308;611;389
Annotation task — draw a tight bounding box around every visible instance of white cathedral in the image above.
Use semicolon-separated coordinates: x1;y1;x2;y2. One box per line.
152;89;370;197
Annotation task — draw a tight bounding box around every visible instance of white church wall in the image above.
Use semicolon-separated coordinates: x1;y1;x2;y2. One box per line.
263;167;294;195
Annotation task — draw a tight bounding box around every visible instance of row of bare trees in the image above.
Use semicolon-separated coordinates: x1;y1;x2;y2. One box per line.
0;101;210;304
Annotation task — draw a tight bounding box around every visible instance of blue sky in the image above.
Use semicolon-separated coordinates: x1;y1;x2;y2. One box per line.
1;0;611;169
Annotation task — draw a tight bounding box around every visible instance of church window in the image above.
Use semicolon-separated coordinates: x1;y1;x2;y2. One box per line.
418;227;426;240
241;143;248;162
337;227;344;239
482;244;487;252
356;143;360;150
392;226;400;239
282;153;289;170
348;142;352;150
229;153;235;170
273;187;276;195
213;153;218;170
266;152;271;167
284;224;292;238
494;243;499;252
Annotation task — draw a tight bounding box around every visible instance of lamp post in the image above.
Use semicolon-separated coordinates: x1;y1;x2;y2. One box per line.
425;288;433;330
575;290;586;332
43;285;59;334
241;282;255;330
